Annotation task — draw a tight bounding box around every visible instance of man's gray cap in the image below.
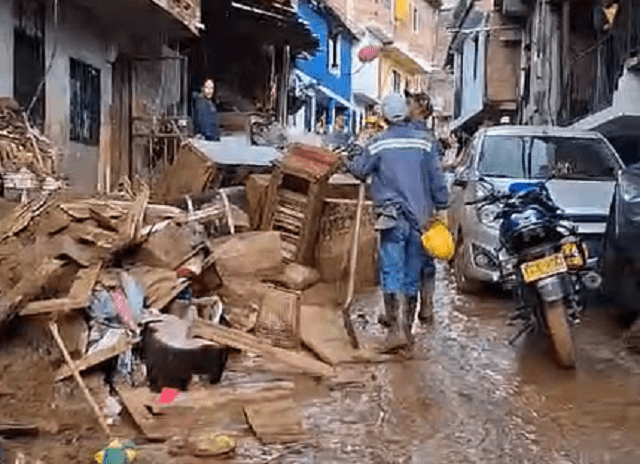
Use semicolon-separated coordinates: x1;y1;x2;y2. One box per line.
381;93;407;123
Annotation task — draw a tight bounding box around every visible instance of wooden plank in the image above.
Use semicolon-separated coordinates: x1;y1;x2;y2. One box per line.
0;258;63;321
0;421;39;437
20;264;100;317
115;385;168;441
300;305;389;366
55;331;130;381
68;264;101;303
123;182;150;242
146;381;295;415
243;398;308;444
20;298;86;316
49;321;111;437
189;319;333;378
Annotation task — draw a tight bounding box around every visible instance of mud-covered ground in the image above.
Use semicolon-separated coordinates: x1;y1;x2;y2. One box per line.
5;263;640;463
231;264;640;464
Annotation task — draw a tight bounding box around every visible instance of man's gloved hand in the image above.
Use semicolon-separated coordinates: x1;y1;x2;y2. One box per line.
423;209;448;233
435;209;448;226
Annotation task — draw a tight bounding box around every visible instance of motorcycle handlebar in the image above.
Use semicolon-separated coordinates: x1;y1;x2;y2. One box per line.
465;193;510;206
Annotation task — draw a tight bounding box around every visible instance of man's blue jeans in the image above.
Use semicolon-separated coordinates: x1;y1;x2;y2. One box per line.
379;218;434;294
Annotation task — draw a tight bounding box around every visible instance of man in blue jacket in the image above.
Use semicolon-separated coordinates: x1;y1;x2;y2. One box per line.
347;93;449;352
193;78;220;141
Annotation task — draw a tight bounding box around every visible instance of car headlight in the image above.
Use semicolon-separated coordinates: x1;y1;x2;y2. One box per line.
620;173;640;202
477;203;501;227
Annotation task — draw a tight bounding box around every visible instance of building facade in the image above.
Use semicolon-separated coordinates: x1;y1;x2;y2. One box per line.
446;0;521;137
1;0;200;194
290;0;356;134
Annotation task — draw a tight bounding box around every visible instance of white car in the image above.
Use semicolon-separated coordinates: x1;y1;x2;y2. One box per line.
447;125;624;293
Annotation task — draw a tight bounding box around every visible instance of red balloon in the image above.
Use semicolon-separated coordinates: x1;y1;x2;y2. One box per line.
358;46;380;63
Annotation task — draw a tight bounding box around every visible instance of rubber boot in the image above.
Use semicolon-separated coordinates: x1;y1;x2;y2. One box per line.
381;294;407;353
418;275;435;325
378;293;396;327
404;293;418;347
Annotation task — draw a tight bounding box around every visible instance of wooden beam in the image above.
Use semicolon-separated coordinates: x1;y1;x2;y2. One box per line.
55;331;130;381
189;319;334;378
49;321;111;437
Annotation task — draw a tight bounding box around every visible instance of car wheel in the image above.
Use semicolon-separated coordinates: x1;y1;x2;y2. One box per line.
453;235;483;294
613;263;640;326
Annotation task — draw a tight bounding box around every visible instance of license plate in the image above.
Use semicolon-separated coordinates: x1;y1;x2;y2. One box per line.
520;253;567;283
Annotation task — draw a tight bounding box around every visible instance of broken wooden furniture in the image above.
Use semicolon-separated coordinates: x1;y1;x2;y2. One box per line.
261;144;342;265
255;285;301;349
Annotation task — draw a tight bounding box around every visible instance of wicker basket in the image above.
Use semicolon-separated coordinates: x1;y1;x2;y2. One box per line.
255;285;301;349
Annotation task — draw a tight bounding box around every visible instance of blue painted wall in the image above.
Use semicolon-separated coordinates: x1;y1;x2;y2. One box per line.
294;0;352;103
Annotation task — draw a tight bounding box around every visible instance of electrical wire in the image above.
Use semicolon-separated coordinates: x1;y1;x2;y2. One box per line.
26;0;60;120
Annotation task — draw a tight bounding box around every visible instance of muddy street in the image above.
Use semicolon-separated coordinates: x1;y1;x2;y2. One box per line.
220;264;640;464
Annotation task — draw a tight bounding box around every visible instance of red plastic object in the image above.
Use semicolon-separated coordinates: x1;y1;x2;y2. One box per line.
358;45;380;63
157;388;180;405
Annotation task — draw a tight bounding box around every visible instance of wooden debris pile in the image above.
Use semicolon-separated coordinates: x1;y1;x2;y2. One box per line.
0;97;59;179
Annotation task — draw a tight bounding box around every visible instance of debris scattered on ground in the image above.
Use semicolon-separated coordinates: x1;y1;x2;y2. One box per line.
0;142;380;461
0;97;60;180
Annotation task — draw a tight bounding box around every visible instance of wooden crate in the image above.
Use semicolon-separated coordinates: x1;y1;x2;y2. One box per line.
255;285;301;350
261;144;342;266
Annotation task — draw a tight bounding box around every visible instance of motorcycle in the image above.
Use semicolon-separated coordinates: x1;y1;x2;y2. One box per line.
467;180;601;368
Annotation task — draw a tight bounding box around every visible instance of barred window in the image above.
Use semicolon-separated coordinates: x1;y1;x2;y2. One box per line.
70;58;100;145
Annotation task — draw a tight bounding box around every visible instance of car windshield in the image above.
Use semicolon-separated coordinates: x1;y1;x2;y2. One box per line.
478;135;619;180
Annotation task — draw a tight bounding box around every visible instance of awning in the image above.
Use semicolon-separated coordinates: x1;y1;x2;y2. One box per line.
70;0;199;38
353;92;379;106
292;70;355;110
571;110;640;139
226;0;319;55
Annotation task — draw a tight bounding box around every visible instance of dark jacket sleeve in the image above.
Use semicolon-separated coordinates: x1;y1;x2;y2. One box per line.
425;142;449;210
347;144;379;181
194;98;220;141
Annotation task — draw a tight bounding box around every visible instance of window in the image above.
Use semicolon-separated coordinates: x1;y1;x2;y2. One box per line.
478;135;619;180
393;70;401;93
328;34;341;73
70;58;101;145
405;78;410;91
412;5;419;32
473;34;479;80
13;0;45;130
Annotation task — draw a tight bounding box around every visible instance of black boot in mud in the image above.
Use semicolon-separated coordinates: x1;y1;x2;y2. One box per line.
418;276;435;325
404;293;418;348
379;293;397;327
380;294;408;353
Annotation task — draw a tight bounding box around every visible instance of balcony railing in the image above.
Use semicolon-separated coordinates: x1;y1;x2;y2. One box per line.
560;0;640;126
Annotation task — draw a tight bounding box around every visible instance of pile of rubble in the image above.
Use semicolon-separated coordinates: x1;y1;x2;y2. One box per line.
0;141;381;462
0;98;61;200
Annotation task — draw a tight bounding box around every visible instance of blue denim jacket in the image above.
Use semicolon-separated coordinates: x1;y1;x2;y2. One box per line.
193;95;220;141
347;121;449;231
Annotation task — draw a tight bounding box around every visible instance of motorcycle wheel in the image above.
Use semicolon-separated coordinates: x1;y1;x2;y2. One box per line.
544;300;576;368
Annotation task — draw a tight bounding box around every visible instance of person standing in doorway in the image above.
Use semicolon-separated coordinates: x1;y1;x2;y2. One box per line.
193;78;221;141
346;93;449;352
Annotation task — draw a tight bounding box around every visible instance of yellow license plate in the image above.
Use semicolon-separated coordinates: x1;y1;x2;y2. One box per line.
520;253;567;283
